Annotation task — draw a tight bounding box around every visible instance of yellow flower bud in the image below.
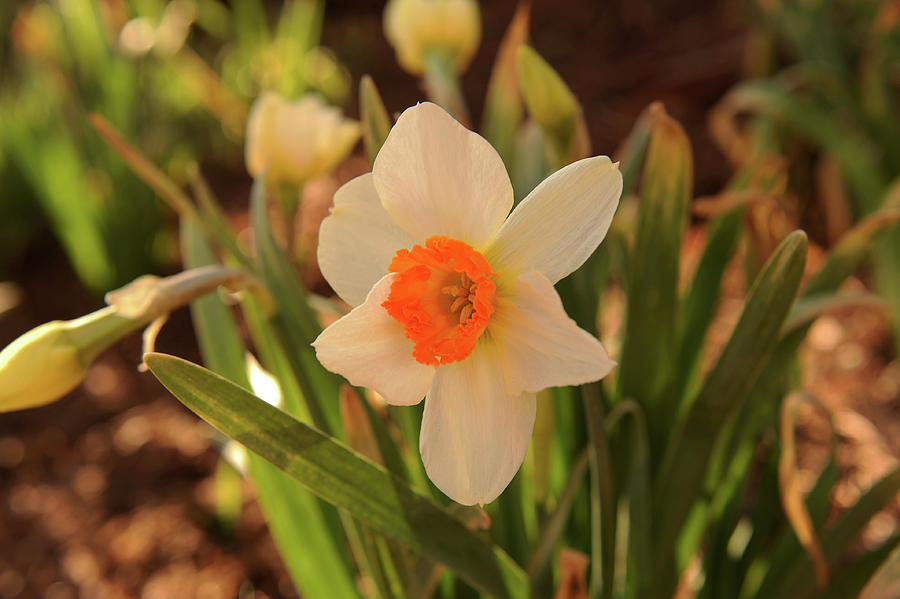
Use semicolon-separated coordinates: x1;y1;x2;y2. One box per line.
0;322;85;412
383;0;481;76
245;92;361;187
0;308;136;412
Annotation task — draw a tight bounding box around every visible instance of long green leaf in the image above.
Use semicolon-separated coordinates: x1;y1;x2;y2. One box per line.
516;45;589;165
859;537;900;599
583;383;616;599
616;103;656;198
814;535;900;599
606;400;652;599
359;75;392;167
738;457;838;599
756;468;900;599
617;105;692;442
526;449;589;581
803;208;900;297
721;81;887;212
250;175;341;434
145;353;529;599
181;219;360;599
654;231;808;594
481;2;530;170
675;208;743;398
181;220;248;385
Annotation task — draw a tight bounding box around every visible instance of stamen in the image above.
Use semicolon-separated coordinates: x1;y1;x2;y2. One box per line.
459;304;474;324
449;296;468;313
383;236;496;366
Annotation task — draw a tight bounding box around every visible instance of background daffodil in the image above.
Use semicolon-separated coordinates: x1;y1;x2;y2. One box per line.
245;91;360;187
314;101;622;505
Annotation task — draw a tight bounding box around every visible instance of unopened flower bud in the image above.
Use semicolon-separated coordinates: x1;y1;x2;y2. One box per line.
383;0;481;76
0;308;135;412
245;92;360;187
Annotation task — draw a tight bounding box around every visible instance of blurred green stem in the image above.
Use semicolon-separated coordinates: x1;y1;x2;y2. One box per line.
277;183;303;265
423;51;470;127
583;382;616;599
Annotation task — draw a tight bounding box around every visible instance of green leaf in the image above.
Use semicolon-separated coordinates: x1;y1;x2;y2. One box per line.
720;81;887;213
654;231;808;594
606;400;652;599
481;2;530;170
738;457;838;599
250;175;341;434
359;75;392;167
248;453;362;599
422;51;470;126
814;535;900;599
617;105;692;440
803;208;900;298
180;219;248;386
616;104;657;198
526;449;589;583
516;45;589;166
696;442;758;599
187;165;253;270
755;467;900;599
859;537;900;599
782;292;885;336
145;353;529;599
583;383;616;599
675;208;743;400
511;121;551;201
779;394;828;589
180;219;360;599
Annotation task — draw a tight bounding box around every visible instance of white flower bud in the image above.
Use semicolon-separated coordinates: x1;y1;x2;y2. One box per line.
383;0;481;76
0;308;134;412
245;92;360;186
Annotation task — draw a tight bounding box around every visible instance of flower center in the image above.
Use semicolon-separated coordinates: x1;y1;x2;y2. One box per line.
382;236;496;366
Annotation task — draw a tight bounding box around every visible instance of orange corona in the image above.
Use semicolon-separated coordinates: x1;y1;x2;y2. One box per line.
382;236;496;366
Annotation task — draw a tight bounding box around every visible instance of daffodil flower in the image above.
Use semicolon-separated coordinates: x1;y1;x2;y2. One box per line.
245;92;360;187
313;102;621;505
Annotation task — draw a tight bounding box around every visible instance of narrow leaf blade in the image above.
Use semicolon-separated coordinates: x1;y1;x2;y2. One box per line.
145;353;529;599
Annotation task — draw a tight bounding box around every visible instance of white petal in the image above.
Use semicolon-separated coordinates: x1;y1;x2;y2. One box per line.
491;270;616;395
485;156;622;283
420;339;536;505
317;174;417;307
373;102;513;248
313;274;434;406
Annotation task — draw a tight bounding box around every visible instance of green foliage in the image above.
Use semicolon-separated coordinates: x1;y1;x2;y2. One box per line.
722;0;900;349
0;0;350;291
145;352;529;599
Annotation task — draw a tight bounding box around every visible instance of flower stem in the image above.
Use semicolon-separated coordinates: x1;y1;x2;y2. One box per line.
423;51;471;127
276;184;303;265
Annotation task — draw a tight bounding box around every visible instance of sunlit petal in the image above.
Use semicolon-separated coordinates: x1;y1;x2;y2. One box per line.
420;339;536;505
318;174;417;306
313;275;434;406
373;102;513;248
486;155;622;283
492;270;616;395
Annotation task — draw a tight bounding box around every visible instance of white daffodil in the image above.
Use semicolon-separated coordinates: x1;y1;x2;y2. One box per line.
313;102;621;505
245;91;360;186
